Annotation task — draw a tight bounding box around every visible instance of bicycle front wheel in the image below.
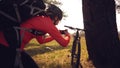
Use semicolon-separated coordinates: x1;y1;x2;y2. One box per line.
71;40;81;68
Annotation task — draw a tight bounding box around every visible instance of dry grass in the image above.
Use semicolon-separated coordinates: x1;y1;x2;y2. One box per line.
24;36;95;68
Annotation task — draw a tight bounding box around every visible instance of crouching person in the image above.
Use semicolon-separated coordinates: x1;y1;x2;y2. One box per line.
0;4;70;68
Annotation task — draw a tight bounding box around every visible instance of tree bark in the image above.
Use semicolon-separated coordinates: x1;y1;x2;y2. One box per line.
82;0;120;68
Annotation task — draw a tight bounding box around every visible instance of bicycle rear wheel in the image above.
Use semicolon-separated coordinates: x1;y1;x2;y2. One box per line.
71;39;81;68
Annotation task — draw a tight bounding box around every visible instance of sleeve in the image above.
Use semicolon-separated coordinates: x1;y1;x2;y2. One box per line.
47;25;71;47
35;23;70;47
36;35;54;44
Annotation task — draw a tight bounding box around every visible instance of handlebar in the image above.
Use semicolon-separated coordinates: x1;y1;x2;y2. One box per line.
64;25;85;31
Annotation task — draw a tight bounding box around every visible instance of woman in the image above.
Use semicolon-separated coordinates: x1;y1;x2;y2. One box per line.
0;4;70;68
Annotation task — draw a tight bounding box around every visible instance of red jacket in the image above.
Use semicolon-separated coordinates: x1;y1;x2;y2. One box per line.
0;16;70;50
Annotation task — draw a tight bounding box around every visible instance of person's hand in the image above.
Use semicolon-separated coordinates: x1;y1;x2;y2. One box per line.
59;29;69;35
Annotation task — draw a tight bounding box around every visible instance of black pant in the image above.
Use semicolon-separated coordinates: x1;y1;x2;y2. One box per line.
0;44;39;68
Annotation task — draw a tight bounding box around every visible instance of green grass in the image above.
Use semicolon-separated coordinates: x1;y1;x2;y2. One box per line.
24;36;95;68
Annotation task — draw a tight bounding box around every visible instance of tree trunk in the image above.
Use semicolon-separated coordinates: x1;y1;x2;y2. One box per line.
82;0;120;68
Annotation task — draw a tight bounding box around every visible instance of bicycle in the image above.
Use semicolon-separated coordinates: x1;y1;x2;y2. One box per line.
64;25;85;68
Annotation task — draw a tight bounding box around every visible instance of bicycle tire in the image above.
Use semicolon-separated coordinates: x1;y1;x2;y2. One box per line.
71;39;80;68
